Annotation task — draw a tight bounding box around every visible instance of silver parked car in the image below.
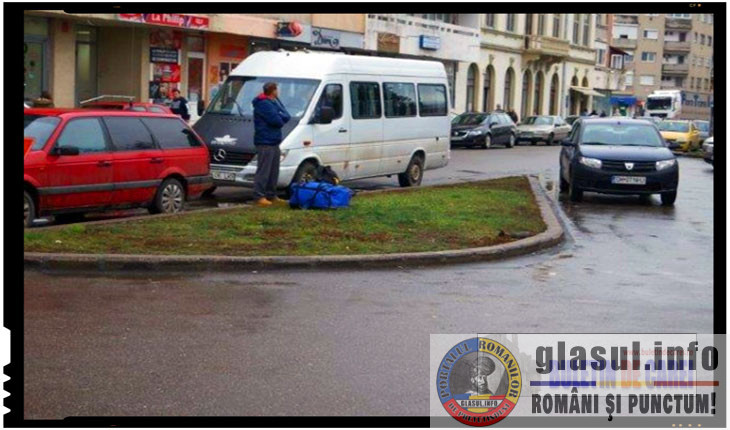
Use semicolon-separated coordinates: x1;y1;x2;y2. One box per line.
516;115;571;145
702;136;713;165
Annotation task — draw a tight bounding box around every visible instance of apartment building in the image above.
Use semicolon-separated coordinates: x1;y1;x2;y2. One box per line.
612;13;713;119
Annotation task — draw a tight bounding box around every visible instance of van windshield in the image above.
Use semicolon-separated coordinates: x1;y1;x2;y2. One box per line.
207;76;320;118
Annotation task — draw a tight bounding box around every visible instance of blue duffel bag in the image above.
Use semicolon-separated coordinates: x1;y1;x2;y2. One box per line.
289;181;353;210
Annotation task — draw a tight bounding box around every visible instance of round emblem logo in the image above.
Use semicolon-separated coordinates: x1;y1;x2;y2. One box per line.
437;337;522;427
213;148;227;162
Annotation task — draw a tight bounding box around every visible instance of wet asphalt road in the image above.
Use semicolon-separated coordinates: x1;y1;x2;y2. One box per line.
24;146;714;418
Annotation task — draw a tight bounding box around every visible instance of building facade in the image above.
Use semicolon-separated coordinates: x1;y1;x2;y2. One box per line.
23;12;367;119
611;13;713;119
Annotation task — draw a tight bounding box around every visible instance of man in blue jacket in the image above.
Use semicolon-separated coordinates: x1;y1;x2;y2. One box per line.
252;82;291;207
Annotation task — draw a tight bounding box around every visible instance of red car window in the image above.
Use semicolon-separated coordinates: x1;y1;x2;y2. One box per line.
141;117;201;149
56;118;109;153
103;117;156;151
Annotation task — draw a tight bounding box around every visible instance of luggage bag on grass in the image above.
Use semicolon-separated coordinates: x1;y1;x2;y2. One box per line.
289;181;353;209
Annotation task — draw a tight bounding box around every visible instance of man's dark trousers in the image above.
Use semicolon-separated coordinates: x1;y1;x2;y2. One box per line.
253;145;280;200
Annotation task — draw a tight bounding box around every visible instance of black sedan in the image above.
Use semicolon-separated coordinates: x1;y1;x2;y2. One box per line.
559;118;679;206
450;112;516;149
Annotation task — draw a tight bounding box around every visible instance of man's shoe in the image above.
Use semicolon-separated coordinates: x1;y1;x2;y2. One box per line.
269;197;288;206
255;198;273;207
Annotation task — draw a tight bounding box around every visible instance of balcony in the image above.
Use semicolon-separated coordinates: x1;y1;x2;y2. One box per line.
614;15;639;25
662;63;689;75
665;18;692;30
523;35;569;64
612;38;637;49
664;40;691;52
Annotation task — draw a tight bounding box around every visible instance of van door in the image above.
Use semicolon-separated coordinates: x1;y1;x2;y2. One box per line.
309;81;350;178
347;80;384;178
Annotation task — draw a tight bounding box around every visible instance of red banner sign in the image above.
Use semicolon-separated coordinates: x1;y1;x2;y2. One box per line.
119;13;209;29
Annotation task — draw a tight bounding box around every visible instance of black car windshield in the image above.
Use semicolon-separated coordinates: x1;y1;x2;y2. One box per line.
452;113;487;125
523;116;553;125
207;76;320;118
24;115;61;150
581;123;664;147
646;97;672;110
657;121;690;132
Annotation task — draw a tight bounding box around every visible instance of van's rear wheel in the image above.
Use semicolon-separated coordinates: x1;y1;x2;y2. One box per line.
150;178;186;214
24;191;35;228
398;154;424;187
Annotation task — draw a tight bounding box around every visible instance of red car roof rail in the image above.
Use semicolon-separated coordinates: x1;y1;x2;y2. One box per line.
80;95;135;107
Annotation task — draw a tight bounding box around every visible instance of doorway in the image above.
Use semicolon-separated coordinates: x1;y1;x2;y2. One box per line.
186;52;205;122
75;26;98;105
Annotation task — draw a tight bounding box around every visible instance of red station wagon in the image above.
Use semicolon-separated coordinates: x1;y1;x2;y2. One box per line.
81;101;174;114
24;109;212;227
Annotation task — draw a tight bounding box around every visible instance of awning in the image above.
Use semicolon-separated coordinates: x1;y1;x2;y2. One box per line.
609;95;638;105
570;86;605;97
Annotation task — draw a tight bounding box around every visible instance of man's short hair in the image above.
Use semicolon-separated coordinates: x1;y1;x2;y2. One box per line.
172;88;180;94
263;82;278;95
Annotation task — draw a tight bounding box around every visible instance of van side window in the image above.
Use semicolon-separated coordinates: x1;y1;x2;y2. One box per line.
316;84;343;120
103;117;156;151
418;84;448;117
383;83;417;118
350;82;382;119
141;117;202;149
56;118;108;154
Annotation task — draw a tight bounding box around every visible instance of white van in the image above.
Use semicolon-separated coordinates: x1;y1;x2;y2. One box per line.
193;51;451;189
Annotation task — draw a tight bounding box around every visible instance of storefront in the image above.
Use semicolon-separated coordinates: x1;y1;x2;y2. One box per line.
24;16;50;102
609;94;638;116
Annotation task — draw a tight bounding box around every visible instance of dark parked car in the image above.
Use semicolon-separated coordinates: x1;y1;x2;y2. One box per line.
450;111;516;149
702;136;714;166
559;118;679;206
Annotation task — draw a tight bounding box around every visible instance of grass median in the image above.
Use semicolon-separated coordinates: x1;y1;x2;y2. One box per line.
24;176;546;256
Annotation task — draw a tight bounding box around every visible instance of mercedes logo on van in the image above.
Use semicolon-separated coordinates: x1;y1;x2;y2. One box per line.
212;135;238;146
213;149;227;162
625;162;634;171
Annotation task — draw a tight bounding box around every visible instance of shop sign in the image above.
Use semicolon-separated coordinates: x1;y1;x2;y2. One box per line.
152;63;181;83
150;47;179;64
119;13;209;30
419;35;440;51
311;27;340;49
150;29;182;49
377;32;400;54
276;21;303;37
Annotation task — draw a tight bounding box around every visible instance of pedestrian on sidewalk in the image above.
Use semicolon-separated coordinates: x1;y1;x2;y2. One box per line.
508;109;519;124
170;88;191;122
153;85;171;107
252;82;291;207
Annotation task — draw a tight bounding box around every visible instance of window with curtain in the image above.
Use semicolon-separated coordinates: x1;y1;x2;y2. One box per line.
553;14;561;38
466;65;476;112
573;14;580;44
485;14;495;28
503;68;513;110
506;14;516;32
537;14;545;35
533;73;543;115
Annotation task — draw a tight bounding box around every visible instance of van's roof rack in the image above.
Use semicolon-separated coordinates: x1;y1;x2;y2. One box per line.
80;95;135;106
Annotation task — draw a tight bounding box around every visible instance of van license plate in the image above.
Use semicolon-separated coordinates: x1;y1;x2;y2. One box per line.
612;176;646;185
212;170;236;181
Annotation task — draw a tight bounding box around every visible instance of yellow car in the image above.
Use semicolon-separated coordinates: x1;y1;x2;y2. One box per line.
657;120;702;152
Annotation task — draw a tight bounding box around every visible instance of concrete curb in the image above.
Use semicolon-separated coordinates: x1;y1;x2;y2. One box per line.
24;177;564;272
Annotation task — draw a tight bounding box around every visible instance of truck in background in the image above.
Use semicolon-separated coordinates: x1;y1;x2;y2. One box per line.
645;90;682;119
